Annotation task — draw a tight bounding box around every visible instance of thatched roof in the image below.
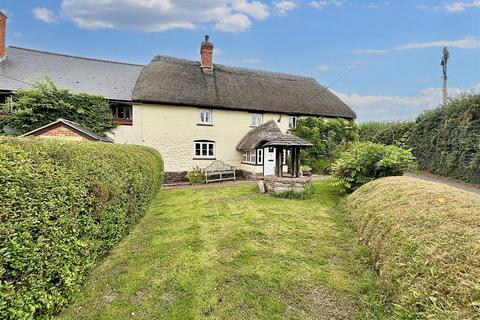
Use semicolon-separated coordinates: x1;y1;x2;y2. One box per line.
263;135;313;147
133;55;356;118
236;120;283;150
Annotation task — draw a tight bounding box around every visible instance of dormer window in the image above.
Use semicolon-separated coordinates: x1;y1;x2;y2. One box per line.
250;113;263;127
198;109;212;125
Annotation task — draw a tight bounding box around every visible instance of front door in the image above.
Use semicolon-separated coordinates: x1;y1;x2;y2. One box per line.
263;147;276;176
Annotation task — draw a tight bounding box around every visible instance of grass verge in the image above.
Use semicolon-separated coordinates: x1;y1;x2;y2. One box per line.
57;180;385;319
347;176;480;319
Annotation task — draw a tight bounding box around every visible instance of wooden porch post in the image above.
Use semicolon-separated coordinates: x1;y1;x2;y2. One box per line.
276;146;283;177
294;146;301;178
291;146;296;178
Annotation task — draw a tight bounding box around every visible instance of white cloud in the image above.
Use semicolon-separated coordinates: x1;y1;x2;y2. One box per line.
333;83;480;121
315;64;332;71
274;1;297;16
215;13;251;32
315;61;366;72
233;0;270;19
32;7;57;23
352;48;389;55
213;48;223;55
445;0;480;12
354;36;480;55
308;0;342;10
58;0;278;33
394;36;480;50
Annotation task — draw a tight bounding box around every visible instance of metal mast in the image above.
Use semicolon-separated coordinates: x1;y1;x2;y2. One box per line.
441;47;449;104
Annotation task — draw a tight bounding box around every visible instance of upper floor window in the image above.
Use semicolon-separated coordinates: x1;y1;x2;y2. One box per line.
194;140;215;159
251;113;263;127
112;104;133;125
199;109;212;125
288;116;298;129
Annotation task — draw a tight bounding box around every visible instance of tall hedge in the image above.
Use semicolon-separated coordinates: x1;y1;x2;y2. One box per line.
359;121;413;148
411;94;480;184
0;138;163;319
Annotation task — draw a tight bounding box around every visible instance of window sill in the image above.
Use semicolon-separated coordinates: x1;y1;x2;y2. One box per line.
193;157;216;160
197;123;213;126
242;162;262;166
114;119;133;126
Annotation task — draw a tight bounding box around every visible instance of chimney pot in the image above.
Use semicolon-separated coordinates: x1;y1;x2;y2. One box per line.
200;35;213;70
0;12;6;60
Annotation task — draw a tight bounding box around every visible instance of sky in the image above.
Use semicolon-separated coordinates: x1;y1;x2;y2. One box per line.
1;0;479;122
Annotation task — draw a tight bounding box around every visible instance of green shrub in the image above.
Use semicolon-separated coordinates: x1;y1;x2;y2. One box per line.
410;94;480;184
0;137;163;319
330;142;416;192
186;166;206;184
273;183;314;200
359;121;413;148
347;176;480;319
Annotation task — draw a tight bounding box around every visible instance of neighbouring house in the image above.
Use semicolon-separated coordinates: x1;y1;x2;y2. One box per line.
22;118;114;143
0;13;356;181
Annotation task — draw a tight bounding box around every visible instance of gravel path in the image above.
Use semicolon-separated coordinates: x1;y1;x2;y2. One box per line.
404;171;480;195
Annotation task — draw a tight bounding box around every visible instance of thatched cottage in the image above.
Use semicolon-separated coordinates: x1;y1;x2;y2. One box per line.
0;13;355;180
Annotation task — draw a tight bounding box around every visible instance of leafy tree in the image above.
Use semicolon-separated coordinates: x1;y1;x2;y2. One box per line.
291;117;359;173
1;78;117;135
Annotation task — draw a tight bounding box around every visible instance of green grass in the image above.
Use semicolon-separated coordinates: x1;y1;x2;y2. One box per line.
57;181;385;319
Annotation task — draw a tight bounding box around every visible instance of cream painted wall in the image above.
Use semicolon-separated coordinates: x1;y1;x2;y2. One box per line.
108;105;144;144
111;104;298;172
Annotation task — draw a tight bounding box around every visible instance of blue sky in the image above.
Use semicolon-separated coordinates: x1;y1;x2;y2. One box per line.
1;0;479;121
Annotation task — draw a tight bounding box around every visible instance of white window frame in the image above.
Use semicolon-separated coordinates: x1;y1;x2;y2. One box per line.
257;148;263;165
250;113;263;127
242;149;257;164
198;109;213;125
194;140;215;158
288;116;298;129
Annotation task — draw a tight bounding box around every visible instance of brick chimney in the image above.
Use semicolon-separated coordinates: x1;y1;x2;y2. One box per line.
200;35;213;70
0;12;6;60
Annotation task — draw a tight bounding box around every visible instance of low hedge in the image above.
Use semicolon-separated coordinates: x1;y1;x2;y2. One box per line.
0;138;163;319
347;176;480;319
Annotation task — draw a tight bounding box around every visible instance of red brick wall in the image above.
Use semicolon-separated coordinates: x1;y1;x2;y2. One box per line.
0;12;6;58
36;124;90;141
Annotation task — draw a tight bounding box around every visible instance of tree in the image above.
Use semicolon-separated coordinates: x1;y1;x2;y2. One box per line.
290;117;359;173
1;78;117;135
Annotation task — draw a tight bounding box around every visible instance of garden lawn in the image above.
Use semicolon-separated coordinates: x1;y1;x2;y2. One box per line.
57;181;384;319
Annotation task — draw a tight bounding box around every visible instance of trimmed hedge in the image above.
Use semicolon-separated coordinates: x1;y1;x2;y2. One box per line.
411;94;480;184
347;177;480;319
0;138;163;319
359;94;480;184
359;121;413;148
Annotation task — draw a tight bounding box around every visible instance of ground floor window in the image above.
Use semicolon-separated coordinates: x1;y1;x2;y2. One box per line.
257;148;263;164
243;149;257;164
194;140;215;158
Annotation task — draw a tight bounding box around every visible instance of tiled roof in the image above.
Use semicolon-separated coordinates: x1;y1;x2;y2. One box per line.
0;47;143;101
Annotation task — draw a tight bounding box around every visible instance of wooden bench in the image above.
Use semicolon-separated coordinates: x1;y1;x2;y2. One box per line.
204;160;236;183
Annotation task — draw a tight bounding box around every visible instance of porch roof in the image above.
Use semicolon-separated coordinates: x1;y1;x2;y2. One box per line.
262;135;313;147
